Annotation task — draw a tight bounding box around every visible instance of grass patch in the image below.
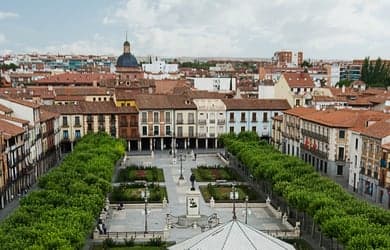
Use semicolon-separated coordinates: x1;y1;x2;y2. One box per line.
200;184;263;202
110;183;168;203
191;166;240;182
117;166;165;182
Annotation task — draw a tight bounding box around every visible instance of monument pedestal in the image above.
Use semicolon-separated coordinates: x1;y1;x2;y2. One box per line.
186;190;201;218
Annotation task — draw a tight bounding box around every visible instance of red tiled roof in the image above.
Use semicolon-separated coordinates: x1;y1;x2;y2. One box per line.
0;119;25;139
54;86;112;96
0;103;12;113
40;109;59;122
0;94;40;108
282;72;314;88
35;72;115;85
360;118;390;139
0;114;29;125
41;101;137;115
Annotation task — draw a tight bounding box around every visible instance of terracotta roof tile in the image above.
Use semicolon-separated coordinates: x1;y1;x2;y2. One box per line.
282;72;314;88
0;119;25;138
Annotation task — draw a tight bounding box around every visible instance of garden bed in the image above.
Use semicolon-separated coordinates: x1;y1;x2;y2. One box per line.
199;184;263;202
117;166;165;182
110;183;168;203
191;165;240;182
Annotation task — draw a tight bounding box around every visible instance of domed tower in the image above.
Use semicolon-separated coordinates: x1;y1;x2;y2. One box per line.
116;37;144;86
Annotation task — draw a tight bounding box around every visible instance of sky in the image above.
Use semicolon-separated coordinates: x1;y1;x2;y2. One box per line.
0;0;390;59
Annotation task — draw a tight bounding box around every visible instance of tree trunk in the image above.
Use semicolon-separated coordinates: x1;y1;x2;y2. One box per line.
311;221;315;238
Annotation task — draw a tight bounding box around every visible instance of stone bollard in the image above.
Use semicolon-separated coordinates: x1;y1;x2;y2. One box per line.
163;196;168;208
274;206;282;219
210;196;215;208
282;213;288;225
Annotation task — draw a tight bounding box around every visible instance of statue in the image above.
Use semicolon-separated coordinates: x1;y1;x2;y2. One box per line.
190;173;196;191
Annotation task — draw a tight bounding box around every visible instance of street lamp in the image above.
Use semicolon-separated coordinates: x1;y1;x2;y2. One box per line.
178;152;186;180
230;183;238;220
141;183;150;234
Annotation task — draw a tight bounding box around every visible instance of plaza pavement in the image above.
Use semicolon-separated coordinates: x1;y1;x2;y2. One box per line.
106;150;293;243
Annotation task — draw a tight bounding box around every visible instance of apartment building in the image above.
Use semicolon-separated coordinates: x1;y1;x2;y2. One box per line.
192;99;226;149
0;119;27;208
223;99;290;140
135;95;174;151
274;72;315;108
43;101;138;152
359;119;390;207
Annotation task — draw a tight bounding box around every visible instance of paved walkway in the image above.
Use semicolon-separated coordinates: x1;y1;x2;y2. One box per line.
107;150;292;243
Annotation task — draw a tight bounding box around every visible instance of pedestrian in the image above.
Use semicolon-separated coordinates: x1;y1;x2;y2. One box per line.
194;153;197;160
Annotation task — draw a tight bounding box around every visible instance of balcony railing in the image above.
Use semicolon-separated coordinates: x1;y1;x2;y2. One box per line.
188;119;195;124
229;119;235;123
141;119;147;124
198;119;206;125
209;119;215;124
209;133;215;138
198;132;206;137
177;120;183;125
301;128;329;142
217;119;225;125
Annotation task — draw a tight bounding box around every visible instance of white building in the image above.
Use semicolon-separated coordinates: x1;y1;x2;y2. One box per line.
190;77;236;92
142;57;179;80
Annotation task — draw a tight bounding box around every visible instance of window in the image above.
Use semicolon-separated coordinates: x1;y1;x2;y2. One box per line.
63;130;69;139
230;112;234;121
75;130;81;139
252;113;257;122
355;138;358;150
142;126;147;136
177;126;183;137
230;127;234;133
339;130;345;139
63;117;68;127
98;115;104;123
189;126;194;137
74;116;80;126
177;113;183;124
87;123;93;132
241;112;245;122
252;126;256;132
166;125;171;136
141;112;147;123
153;112;159;123
165;111;171;123
153;125;159;136
263;113;268;122
295;99;300;106
338;147;344;160
241;126;245;132
188;113;194;124
337;165;343;175
274;112;278;117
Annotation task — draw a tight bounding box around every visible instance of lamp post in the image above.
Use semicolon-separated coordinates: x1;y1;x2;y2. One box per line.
178;153;186;180
230;183;237;220
141;183;150;234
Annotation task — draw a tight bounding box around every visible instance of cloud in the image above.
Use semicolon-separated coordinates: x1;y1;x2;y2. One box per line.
0;33;6;44
0;11;19;20
103;0;390;58
26;33;117;55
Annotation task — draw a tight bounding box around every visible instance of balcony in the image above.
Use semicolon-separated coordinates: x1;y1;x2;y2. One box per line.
229;119;235;123
209;133;215;138
177;120;184;125
87;117;93;123
217;119;225;125
335;154;345;162
188;119;195;124
141;119;147;124
301;128;329;142
198;132;207;138
209;119;215;124
120;121;128;127
62;123;69;128
74;122;81;128
198;119;206;125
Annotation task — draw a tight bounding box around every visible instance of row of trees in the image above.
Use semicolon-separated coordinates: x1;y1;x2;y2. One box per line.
0;133;125;249
220;132;390;250
360;57;390;87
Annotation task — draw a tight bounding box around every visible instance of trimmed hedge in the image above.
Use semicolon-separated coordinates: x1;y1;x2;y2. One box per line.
220;132;390;250
0;133;125;249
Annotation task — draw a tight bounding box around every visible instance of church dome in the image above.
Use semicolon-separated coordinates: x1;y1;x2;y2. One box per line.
116;53;139;67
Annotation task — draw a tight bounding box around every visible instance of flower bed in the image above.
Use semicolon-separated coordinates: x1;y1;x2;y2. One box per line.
110;183;168;203
191;165;240;182
117;166;165;182
199;184;261;202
